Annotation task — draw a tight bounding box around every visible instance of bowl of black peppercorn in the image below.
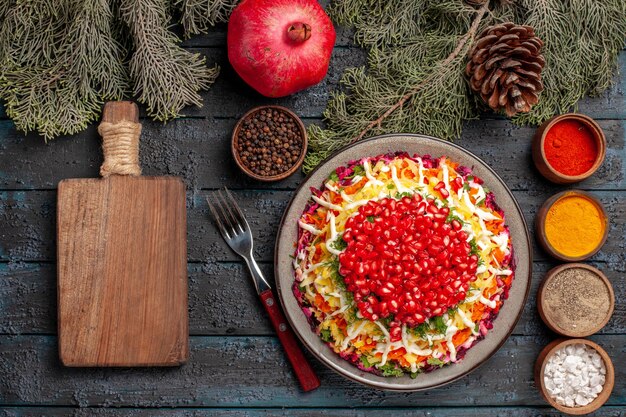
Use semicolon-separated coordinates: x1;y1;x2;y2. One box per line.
232;105;307;181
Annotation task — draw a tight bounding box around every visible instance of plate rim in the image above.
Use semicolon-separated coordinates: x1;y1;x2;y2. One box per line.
274;133;533;391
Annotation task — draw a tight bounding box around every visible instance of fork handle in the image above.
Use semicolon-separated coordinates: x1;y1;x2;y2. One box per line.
259;289;321;392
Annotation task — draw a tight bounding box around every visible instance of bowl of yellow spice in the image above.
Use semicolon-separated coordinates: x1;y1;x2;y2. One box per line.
535;190;608;262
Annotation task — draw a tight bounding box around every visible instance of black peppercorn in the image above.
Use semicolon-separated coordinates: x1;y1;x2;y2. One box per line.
236;107;304;178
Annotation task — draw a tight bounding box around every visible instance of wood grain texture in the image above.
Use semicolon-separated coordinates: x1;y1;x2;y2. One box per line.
57;175;188;366
0;335;624;407
0;31;624;416
2;408;626;417
259;289;320;392
2;261;625;337
0;118;623;192
2;189;623;264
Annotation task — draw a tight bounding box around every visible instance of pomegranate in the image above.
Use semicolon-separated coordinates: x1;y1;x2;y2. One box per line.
338;195;478;341
227;0;336;97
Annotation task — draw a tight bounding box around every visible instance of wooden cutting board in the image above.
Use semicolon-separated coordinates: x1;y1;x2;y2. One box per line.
57;102;188;367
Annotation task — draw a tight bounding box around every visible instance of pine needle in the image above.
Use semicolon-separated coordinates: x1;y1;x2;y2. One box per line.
512;0;626;125
304;0;492;172
305;0;626;173
119;0;220;121
0;0;129;139
0;0;237;139
177;0;236;38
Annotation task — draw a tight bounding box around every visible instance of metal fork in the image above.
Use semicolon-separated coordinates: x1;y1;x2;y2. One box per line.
206;188;320;392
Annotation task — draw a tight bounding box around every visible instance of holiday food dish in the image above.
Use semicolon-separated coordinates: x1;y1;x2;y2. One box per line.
293;152;515;377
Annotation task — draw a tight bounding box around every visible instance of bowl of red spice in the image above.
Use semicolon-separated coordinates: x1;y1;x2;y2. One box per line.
532;113;606;184
232;105;307;181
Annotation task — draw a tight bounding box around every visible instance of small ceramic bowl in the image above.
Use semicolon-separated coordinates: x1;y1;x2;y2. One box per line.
537;263;614;337
535;338;615;415
535;190;608;262
232;105;307;182
532;113;606;184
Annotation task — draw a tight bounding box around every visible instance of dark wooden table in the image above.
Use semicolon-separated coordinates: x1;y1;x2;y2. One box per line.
0;24;624;417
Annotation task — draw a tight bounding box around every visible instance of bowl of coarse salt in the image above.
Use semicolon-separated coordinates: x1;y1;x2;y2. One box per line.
535;339;615;415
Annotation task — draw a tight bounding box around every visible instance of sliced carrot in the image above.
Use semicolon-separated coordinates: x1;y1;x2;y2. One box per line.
343;177;367;194
402;169;415;179
503;275;513;287
486;220;505;235
471;303;485;321
387;348;407;360
492;248;506;264
314;294;332;313
328;191;343;205
336;318;347;330
312;244;324;263
484;282;499;298
452;328;472;346
396;356;410;368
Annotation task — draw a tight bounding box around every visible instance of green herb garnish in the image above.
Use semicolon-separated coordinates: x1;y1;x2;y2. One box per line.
378;363;404;377
330;235;348;251
320;328;332;342
387;183;395;189
469;238;479;256
427;357;446;368
361;356;372;368
395;191;412;199
412;322;430;338
432;315;447;334
328;171;339;182
348;165;365;178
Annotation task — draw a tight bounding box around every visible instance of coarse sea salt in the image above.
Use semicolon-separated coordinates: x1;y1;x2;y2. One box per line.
544;343;606;408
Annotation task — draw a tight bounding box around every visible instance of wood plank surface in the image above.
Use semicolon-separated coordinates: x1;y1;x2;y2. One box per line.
1;407;625;417
0;335;624;407
0;13;624;415
0;118;624;191
1;261;624;337
1;190;624;265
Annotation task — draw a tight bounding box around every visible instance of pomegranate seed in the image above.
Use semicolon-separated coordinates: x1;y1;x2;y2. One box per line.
338;196;477;327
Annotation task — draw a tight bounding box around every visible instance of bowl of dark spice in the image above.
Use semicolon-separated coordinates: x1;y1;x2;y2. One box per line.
538;263;614;338
532;113;606;184
232;105;307;181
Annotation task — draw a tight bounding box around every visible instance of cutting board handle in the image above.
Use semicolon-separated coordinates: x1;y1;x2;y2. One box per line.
98;101;142;177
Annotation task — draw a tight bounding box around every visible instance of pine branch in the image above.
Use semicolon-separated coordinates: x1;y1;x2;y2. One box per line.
176;0;236;38
512;0;626;125
119;0;219;121
350;1;489;144
0;0;128;139
305;0;626;173
304;0;493;172
0;0;228;139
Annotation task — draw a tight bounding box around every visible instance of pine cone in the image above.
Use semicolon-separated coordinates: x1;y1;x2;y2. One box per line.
466;22;545;117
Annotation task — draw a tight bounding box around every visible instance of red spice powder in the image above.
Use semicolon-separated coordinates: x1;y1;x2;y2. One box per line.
543;119;598;176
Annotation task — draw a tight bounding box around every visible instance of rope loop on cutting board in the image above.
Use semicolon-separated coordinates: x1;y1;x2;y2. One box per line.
98;121;142;177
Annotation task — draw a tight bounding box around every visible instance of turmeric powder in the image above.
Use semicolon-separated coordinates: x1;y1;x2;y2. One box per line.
544;195;606;258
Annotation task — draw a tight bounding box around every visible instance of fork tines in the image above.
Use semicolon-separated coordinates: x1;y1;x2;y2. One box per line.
206;188;248;239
